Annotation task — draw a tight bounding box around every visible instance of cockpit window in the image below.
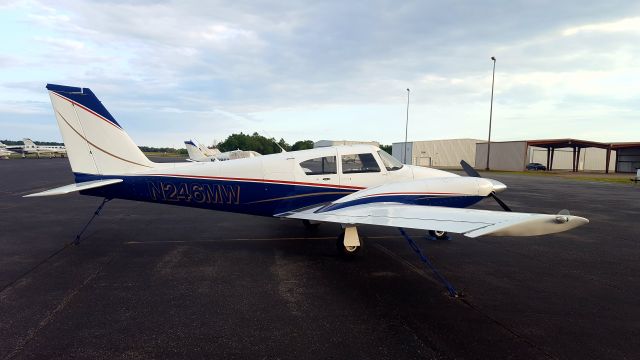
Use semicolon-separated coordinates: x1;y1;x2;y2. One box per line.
299;156;337;175
377;150;403;171
341;153;381;173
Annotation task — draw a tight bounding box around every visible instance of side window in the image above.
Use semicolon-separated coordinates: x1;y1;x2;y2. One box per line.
299;156;337;175
341;153;381;173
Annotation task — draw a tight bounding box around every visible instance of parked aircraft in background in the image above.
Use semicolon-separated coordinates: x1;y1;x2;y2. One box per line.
184;139;260;162
4;138;67;158
0;142;15;159
20;138;66;158
27;84;588;256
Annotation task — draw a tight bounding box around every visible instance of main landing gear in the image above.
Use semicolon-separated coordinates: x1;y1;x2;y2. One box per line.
428;230;450;241
336;225;362;257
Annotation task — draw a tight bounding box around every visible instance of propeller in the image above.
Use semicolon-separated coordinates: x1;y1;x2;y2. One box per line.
460;160;512;212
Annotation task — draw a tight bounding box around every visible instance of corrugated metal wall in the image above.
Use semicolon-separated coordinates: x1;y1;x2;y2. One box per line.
391;142;413;164
393;139;481;167
475;142;528;171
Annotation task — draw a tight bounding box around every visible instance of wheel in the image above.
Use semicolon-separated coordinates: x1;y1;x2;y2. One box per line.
336;233;362;258
302;219;320;230
428;230;449;240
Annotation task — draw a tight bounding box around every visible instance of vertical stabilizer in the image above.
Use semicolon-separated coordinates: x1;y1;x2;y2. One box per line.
46;84;154;175
184;140;213;162
22;138;37;147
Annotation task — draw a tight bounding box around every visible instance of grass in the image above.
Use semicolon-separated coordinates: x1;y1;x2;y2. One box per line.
480;169;637;185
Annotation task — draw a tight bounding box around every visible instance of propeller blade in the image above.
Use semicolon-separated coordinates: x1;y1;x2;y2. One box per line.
460;160;481;178
490;192;512;212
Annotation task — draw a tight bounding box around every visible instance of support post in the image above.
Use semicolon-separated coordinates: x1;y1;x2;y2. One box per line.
546;148;551;170
576;147;582;172
606;147;612;174
572;147;577;172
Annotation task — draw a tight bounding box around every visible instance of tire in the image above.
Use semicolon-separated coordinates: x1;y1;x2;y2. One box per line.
336;233;362;258
428;230;449;240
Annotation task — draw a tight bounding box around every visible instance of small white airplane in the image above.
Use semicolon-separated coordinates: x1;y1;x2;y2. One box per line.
184;139;261;162
26;84;588;256
9;138;67;158
0;142;15;159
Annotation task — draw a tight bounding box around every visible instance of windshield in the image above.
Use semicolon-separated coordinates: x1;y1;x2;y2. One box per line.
377;150;403;171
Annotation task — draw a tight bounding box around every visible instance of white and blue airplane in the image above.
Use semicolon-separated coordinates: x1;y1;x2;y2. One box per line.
26;84;588;255
184;139;261;162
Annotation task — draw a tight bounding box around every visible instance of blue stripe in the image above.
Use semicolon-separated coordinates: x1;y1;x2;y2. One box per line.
73;173;355;217
317;194;484;213
72;173;485;217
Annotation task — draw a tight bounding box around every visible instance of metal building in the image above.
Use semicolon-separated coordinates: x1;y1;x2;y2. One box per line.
392;139;483;167
475;139;626;172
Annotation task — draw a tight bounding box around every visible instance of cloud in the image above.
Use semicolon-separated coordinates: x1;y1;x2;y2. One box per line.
1;0;640;145
563;16;640;36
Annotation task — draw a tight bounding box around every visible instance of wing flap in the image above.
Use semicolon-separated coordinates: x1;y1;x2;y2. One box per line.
23;179;123;197
281;203;588;237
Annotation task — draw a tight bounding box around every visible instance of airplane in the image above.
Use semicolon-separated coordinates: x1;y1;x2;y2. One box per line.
7;138;67;158
22;138;67;158
184;139;261;162
26;84;588;258
0;142;15;159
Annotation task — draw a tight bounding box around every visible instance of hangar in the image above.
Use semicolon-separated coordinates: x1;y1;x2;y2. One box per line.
612;142;640;173
393;138;639;173
392;139;482;168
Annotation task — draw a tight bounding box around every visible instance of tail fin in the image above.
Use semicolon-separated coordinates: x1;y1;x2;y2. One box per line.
22;138;36;148
46;84;154;175
184;140;212;162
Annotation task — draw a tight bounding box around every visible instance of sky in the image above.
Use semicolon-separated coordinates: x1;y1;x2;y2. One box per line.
1;0;639;148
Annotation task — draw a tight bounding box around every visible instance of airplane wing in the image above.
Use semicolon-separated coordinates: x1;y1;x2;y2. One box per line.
279;203;588;238
24;179;123;197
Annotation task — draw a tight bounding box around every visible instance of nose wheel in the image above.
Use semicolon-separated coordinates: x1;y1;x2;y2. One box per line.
428;230;450;240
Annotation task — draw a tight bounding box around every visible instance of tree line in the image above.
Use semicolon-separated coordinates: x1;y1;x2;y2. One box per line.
4;134;393;155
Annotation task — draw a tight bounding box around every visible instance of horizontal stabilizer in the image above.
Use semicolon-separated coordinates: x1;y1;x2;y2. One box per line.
280;203;588;238
23;179;123;197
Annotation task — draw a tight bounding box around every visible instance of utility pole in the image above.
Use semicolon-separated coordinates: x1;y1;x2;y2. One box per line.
486;56;496;170
404;88;410;164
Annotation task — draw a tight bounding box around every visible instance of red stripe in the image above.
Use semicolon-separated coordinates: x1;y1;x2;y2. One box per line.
51;92;122;130
363;191;461;197
148;173;366;190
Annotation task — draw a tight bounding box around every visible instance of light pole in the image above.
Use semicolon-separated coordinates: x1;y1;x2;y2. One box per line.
486;56;496;170
404;88;410;164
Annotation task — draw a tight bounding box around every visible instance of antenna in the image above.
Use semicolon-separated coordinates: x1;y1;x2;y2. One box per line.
404;88;410;164
261;130;287;153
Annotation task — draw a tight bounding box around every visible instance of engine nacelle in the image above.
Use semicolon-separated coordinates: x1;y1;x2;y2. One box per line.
317;177;506;212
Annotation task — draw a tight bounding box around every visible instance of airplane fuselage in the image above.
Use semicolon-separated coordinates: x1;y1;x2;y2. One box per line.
78;145;485;217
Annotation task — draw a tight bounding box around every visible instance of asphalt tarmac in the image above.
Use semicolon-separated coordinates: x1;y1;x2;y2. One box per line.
1;158;638;359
